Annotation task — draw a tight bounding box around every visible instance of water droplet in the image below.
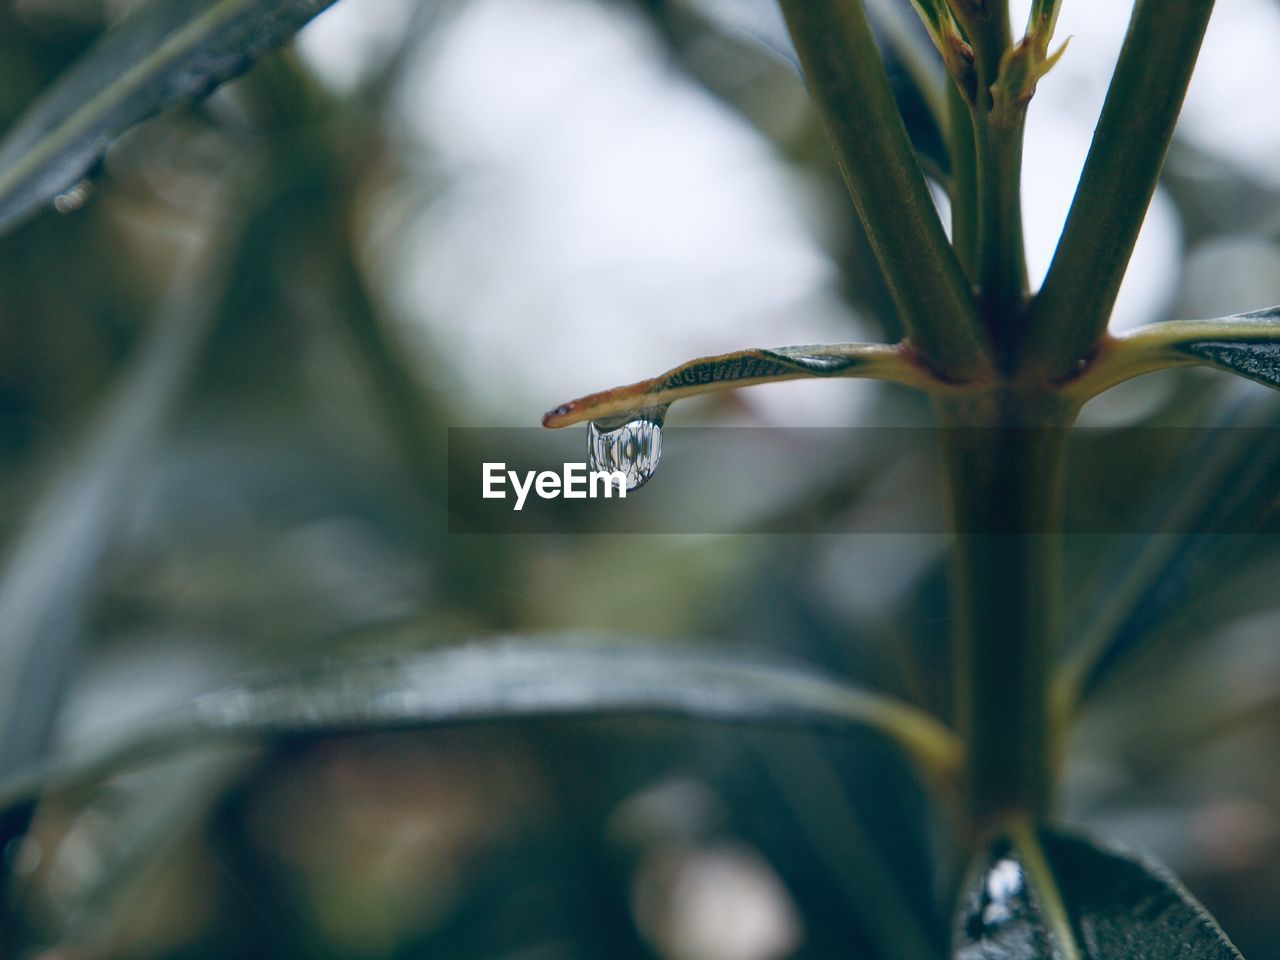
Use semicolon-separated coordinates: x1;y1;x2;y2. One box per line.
958;843;1045;957
53;180;93;214
981;857;1023;927
587;407;666;491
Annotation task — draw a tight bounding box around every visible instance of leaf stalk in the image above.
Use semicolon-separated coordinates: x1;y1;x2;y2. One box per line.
1025;0;1217;377
779;0;990;383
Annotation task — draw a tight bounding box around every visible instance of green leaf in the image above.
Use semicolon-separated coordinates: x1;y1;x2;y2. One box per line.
955;825;1244;959
0;639;963;812
0;224;235;780
1069;307;1280;400
1168;307;1280;390
1054;390;1280;716
0;0;337;236
1180;340;1280;390
542;342;930;427
989;34;1068;128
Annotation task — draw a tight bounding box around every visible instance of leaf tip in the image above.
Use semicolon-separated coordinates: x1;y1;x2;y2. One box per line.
542;402;576;428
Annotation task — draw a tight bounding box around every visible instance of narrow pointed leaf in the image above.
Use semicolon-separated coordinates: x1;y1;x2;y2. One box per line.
1070;307;1280;399
1154;307;1280;390
543;343;928;427
0;639;963;811
955;826;1243;959
1055;390;1280;714
0;226;234;779
1181;340;1280;390
0;0;336;236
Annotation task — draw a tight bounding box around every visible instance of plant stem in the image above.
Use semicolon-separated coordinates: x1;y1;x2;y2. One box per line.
935;2;1062;838
1025;0;1216;378
951;0;1029;363
936;390;1074;838
974;118;1029;358
947;82;978;279
779;0;990;382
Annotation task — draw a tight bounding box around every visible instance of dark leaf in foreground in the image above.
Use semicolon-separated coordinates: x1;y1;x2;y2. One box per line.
0;638;962;811
955;826;1243;959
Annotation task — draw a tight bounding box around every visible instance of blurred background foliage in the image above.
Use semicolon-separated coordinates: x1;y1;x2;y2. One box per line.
1;0;1279;956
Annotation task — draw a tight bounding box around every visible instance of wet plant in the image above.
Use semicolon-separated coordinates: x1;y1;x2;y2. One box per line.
548;0;1272;953
0;0;1276;956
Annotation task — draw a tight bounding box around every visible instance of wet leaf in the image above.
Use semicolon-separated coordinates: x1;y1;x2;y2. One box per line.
955;826;1243;959
1180;340;1280;390
0;0;337;236
1092;307;1280;397
0;639;962;812
543;343;923;428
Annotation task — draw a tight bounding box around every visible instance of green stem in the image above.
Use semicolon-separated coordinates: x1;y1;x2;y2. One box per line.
937;390;1074;837
1025;0;1217;378
957;0;1013;78
779;0;989;382
952;0;1029;363
974;117;1029;358
947;82;978;280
